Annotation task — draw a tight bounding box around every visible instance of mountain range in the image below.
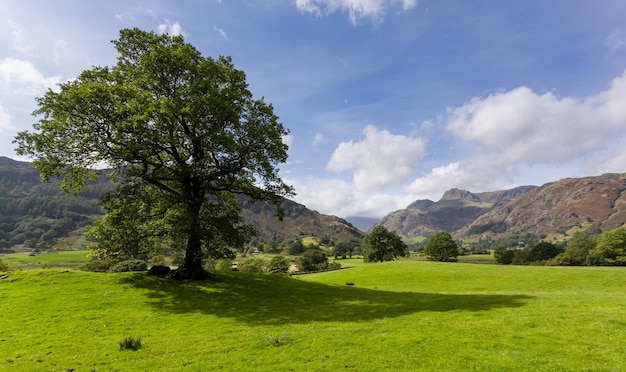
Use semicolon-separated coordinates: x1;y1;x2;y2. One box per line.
3;155;626;253
373;173;626;243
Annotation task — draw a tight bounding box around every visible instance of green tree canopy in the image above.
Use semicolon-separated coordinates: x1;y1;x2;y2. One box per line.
298;249;328;272
423;232;459;262
562;233;595;265
529;241;561;262
589;228;626;265
14;28;293;279
362;226;408;263
493;247;515;265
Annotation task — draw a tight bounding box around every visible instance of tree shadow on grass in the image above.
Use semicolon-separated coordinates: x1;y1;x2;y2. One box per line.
118;272;532;325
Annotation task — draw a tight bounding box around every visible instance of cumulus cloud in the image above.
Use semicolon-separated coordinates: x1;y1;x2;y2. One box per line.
288;177;403;217
327;125;426;191
295;0;418;24
157;20;186;36
0;58;62;95
406;70;626;196
0;105;14;132
447;72;626;165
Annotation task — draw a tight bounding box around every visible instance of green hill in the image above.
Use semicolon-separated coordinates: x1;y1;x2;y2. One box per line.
0;157;363;253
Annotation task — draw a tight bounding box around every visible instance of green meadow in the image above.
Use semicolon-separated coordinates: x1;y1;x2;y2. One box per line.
1;259;625;371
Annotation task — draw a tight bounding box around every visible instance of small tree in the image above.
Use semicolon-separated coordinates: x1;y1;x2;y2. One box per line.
589;228;626;265
493;247;515;265
298;250;328;272
529;241;561;262
423;232;459;262
362;226;408;263
267;256;290;273
557;233;595;265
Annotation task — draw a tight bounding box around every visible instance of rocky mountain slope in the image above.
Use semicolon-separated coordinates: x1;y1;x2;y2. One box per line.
374;186;536;237
459;173;626;240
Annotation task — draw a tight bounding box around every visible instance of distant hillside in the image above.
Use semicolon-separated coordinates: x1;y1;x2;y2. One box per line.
374;186;536;237
0;157;363;252
459;173;626;240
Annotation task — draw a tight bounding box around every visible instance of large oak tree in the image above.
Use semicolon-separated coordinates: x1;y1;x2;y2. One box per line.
14;28;293;279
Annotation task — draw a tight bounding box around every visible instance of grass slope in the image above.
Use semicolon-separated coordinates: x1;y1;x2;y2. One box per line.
1;261;625;371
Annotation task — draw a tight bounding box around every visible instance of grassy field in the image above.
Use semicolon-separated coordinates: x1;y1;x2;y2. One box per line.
1;260;625;371
1;250;90;270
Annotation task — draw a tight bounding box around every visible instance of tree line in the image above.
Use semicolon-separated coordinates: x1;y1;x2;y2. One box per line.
493;227;626;266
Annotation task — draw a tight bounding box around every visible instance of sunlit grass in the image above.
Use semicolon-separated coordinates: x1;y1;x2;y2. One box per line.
1;250;89;270
0;261;624;370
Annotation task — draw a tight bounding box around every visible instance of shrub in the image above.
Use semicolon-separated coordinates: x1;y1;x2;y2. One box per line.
266;332;289;347
81;258;120;272
119;336;142;351
493;247;515;264
328;261;342;270
511;249;531;265
267;256;290;273
238;258;267;272
298;250;328;272
108;259;147;273
0;258;11;272
215;259;234;272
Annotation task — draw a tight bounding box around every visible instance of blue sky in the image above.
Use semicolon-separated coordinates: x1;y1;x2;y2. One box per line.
1;1;626;218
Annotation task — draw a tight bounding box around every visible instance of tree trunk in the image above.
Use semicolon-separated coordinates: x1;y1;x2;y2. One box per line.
182;231;208;280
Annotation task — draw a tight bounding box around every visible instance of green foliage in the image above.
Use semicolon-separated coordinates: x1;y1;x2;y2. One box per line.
560;233;595;265
362;226;408;263
267;256;290;273
107;259;147;273
266;332;289;347
80;258;120;272
14;28;293;279
529;241;561;262
238;258;267;272
298;249;328;272
493;247;515;265
0;258;11;272
423;231;459;262
511;249;531;265
215;259;233;272
119;336;142;351
333;241;358;258
589;227;626;265
285;239;305;255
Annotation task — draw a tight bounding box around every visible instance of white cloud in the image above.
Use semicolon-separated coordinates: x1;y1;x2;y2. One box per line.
447;72;626;165
294;0;418;24
0;58;62;95
327;125;426;191
115;6;157;21
406;70;626;196
157;20;186;37
213;26;229;41
288;177;403;217
0;105;14;132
